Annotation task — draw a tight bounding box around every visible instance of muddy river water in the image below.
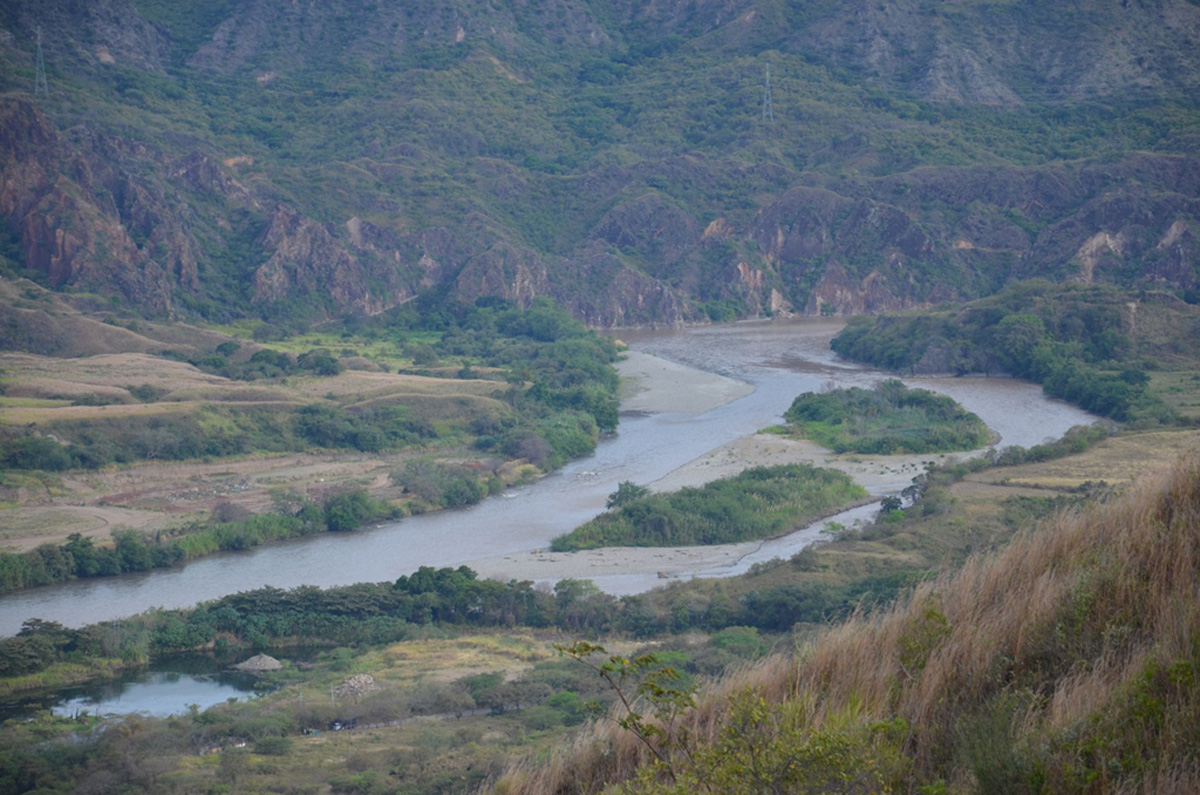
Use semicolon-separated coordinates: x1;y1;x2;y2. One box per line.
0;319;1098;637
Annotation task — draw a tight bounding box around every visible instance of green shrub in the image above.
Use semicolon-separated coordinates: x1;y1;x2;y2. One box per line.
324;490;392;532
785;380;992;454
552;464;866;550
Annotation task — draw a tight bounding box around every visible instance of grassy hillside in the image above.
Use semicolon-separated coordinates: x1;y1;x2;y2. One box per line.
499;448;1200;793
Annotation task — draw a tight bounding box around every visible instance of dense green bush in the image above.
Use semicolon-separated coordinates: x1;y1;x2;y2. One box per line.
323;489;397;531
0;531;182;593
784;379;992;454
831;283;1176;423
551;464;867;551
392;460;494;509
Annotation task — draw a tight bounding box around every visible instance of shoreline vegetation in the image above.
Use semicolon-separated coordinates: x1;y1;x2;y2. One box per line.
830;282;1200;425
0;333;756;600
0;312;1119;601
0;392;1129;700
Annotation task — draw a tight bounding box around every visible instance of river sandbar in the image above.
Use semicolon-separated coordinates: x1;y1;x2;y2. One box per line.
615;350;753;414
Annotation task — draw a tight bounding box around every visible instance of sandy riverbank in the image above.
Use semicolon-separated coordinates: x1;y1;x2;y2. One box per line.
615;350;754;414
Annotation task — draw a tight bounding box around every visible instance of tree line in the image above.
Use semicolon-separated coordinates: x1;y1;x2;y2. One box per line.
0;562;916;683
831;282;1177;423
0;490;396;593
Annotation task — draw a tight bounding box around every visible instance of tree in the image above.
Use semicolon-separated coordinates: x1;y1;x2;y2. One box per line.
298;348;342;376
323;490;375;532
607;480;651;509
556;641;698;785
113;530;154;572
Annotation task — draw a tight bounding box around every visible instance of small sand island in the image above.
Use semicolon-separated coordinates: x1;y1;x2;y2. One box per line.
231;653;282;673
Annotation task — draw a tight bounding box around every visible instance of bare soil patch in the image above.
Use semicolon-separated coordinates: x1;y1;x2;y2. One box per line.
615;351;752;414
0;506;162;551
649;432;940;495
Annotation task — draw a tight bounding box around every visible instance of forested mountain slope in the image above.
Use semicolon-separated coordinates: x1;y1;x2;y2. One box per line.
1;0;1198;326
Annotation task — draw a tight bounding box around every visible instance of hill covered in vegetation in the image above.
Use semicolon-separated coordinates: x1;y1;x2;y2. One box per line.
500;449;1200;793
830;281;1200;423
0;1;1197;327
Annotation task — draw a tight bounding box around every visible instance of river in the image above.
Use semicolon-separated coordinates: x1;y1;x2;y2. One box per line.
0;319;1097;637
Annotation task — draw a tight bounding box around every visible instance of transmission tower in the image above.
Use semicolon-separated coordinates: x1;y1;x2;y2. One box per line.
34;25;49;96
762;62;774;121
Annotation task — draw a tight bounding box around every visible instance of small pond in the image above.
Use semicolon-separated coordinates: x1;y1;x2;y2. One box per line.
0;655;274;721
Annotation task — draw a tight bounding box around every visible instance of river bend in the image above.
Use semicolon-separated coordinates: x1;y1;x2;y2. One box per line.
0;320;1097;635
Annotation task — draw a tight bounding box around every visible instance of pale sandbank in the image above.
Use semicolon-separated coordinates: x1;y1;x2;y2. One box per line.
615;350;753;414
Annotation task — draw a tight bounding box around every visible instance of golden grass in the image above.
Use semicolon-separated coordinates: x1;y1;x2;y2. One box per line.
0;396;70;408
1150;371;1200;421
288;369;504;400
1;401;192;425
0;351;223;389
496;450;1200;793
971;430;1200;491
371;634;555;686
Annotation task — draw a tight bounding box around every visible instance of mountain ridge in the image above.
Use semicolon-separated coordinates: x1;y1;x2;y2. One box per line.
0;0;1197;327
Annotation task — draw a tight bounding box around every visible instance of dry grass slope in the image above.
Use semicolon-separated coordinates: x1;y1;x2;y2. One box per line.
497;450;1200;793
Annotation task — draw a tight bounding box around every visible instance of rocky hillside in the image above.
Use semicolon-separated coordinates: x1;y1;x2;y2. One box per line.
0;0;1197;327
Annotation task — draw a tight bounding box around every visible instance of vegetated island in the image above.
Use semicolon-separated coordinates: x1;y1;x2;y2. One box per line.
781;379;993;455
549;464;868;552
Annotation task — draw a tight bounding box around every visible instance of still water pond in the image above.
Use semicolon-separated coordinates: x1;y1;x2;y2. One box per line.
0;657;266;721
0;320;1097;636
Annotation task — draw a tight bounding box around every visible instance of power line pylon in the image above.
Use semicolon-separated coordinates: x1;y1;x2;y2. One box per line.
35;25;49;96
762;62;774;121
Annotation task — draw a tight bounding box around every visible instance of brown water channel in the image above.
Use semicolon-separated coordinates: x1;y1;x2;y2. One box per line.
0;319;1097;636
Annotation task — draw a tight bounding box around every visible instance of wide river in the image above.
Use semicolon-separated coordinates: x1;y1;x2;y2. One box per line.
0;319;1097;636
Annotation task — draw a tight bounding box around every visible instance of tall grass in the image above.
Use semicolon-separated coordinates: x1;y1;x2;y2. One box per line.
495;451;1200;793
